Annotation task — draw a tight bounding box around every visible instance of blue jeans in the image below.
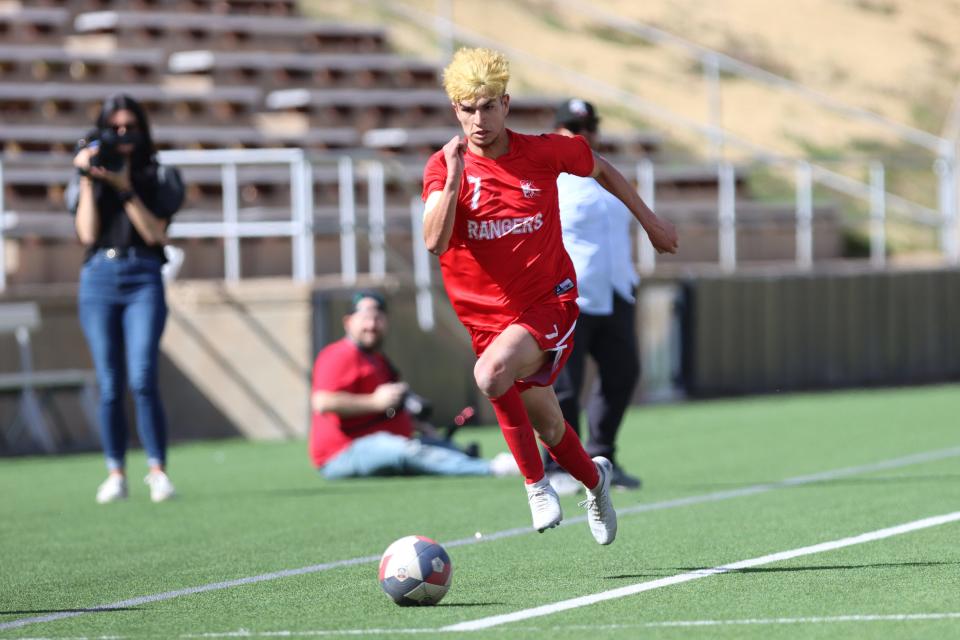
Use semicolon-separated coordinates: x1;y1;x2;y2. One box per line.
321;432;492;479
78;251;168;471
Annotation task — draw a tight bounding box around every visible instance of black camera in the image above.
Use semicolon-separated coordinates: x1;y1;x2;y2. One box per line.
93;128;138;173
401;391;432;421
80;128;139;174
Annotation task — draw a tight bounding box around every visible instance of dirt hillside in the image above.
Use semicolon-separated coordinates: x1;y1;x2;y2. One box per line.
307;0;960;162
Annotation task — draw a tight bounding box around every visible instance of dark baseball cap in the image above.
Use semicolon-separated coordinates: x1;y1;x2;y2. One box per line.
555;98;600;132
351;290;387;313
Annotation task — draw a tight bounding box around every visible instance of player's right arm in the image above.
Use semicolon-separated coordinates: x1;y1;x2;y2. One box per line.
423;136;466;255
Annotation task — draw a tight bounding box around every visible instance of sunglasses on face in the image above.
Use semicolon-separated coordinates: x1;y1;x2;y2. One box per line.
565;122;598;135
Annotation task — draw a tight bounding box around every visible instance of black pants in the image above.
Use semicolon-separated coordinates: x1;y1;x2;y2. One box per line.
544;292;640;470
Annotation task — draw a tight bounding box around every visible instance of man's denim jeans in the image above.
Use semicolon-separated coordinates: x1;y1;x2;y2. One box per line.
322;432;492;478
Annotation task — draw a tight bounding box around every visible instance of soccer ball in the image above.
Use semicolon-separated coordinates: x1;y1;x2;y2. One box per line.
378;535;452;606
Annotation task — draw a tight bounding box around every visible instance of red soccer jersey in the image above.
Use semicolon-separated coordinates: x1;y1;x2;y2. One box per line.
421;130;595;332
308;337;413;468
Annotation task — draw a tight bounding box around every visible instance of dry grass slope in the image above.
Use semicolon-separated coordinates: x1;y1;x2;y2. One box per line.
306;0;960;161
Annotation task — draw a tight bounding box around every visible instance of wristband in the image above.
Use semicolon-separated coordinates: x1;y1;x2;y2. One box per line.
116;190;134;203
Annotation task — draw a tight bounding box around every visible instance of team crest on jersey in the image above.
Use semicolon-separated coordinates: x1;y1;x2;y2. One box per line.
520;180;541;198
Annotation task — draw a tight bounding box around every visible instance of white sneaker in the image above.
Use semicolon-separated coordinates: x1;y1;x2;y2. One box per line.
145;471;176;503
96;475;128;504
547;470;583;497
580;457;618;545
525;477;562;532
489;452;521;477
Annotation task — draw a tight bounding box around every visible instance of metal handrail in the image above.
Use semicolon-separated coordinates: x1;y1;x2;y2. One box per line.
0;158;6;293
162;148;314;283
0;150;952;295
375;1;957;265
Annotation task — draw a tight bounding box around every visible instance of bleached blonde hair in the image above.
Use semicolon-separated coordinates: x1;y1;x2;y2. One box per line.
442;47;510;103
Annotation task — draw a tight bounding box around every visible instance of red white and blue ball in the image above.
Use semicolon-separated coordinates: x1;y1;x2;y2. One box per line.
378;535;452;606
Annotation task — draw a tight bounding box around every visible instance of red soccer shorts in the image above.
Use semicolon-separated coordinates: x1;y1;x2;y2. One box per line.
468;299;580;392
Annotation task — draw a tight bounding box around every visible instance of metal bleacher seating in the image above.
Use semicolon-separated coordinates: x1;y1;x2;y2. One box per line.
0;6;70;44
168;50;440;90
360;126;662;158
0;82;262;126
1;0;797;286
0;44;165;83
264;88;565;134
57;0;299;15
70;10;387;53
0;121;358;156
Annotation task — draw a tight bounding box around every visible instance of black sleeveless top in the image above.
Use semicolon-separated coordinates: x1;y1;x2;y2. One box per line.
67;163;183;262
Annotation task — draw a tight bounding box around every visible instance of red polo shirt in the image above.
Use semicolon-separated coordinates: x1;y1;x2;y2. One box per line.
308;337;413;468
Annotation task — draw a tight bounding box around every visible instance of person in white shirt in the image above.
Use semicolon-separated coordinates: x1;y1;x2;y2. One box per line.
545;99;643;495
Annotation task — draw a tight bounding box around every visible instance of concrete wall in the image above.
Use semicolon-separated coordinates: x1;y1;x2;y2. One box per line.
5;265;958;455
0;278;483;455
0;279;316;455
160;279;314;440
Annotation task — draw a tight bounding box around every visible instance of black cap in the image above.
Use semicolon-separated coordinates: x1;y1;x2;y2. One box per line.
555;98;599;132
350;290;387;313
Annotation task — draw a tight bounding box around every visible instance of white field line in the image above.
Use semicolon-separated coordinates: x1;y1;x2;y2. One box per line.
175;612;960;637
622;612;960;627
14;613;960;639
2;445;959;634
444;510;960;631
452;445;960;544
599;445;960;524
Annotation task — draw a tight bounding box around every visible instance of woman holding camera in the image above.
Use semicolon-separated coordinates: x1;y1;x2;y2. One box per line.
69;93;183;503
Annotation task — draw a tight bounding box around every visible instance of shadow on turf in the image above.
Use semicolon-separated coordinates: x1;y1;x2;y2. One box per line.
251;476;486;499
435;602;505;607
606;560;960;579
253;485;440;499
1;607;140;614
188;482;421;501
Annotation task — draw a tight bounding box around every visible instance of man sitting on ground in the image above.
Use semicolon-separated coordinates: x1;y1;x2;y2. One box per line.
309;291;518;479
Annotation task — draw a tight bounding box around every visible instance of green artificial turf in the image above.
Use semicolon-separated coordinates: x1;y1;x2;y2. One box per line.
1;384;959;639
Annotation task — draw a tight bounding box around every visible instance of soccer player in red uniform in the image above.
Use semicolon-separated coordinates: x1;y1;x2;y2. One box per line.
421;48;678;544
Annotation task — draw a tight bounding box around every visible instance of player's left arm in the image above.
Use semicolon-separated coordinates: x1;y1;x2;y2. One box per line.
591;153;678;254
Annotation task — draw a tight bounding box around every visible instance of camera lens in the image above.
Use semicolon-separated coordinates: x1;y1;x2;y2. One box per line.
402;392;432;420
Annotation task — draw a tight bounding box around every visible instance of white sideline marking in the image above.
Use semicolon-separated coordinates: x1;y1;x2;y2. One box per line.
14;613;960;639
0;556;382;633
452;445;960;545
606;445;960;523
632;612;960;627
176;611;960;636
444;510;960;631
181;630;452;637
2;445;959;633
